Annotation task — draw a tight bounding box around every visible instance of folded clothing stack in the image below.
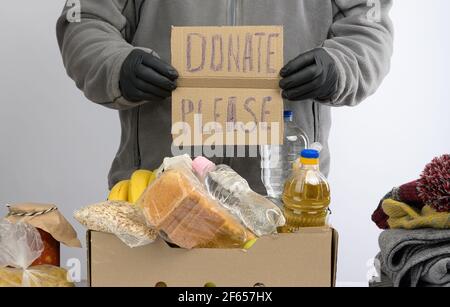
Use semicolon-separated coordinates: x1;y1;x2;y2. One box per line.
377;229;450;287
371;154;449;287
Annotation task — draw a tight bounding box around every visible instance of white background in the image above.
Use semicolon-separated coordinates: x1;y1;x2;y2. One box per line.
0;0;449;286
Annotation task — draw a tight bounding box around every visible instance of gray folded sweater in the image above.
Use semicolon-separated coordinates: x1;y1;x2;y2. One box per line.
377;229;450;287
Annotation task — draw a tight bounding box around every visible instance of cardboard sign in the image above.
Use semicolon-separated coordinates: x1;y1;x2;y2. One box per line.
171;26;284;146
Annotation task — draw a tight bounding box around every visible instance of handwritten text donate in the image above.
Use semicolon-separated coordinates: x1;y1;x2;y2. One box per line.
186;31;280;75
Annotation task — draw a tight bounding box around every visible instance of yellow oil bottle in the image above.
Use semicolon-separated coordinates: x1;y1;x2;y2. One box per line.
280;149;330;232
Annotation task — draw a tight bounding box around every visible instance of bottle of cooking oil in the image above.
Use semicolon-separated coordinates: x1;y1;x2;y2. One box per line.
280;149;331;232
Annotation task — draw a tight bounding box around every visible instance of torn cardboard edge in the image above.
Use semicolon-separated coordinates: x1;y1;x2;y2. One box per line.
176;78;280;89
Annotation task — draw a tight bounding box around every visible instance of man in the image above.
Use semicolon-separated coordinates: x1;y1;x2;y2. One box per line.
57;0;393;194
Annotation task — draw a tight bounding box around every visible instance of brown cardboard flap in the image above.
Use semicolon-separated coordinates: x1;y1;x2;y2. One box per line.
88;227;337;287
171;26;284;146
176;78;280;89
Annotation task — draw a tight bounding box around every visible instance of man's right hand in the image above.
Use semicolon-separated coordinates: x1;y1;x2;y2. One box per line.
119;49;178;102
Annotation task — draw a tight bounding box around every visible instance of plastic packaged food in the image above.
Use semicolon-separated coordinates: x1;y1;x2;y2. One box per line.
0;265;74;287
74;201;158;248
0;220;74;287
138;162;256;249
193;157;286;236
5;203;81;267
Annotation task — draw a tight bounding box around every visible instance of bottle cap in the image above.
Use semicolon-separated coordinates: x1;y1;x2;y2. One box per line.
283;110;293;118
301;149;320;159
192;156;216;178
300;149;320;165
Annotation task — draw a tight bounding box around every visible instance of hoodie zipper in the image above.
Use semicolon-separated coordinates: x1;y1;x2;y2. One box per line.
134;107;141;167
224;0;240;166
312;101;319;143
228;0;238;26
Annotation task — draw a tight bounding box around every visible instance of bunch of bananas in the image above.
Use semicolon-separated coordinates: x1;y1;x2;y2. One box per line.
108;170;157;204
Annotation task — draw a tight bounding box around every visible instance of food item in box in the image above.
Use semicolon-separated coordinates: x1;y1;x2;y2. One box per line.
193;157;285;236
281;150;331;231
0;265;74;287
108;180;130;202
138;168;256;249
108;170;157;204
75;201;158;248
128;170;157;203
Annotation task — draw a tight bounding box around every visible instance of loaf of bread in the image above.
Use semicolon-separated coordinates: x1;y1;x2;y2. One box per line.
138;169;255;249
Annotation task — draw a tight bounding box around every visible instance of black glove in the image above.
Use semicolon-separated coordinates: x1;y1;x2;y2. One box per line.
280;48;339;101
119;49;178;102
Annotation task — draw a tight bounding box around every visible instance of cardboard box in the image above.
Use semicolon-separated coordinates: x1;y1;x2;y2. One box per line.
171;26;284;146
87;227;338;287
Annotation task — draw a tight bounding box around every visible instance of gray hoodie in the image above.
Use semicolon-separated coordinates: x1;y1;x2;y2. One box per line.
57;0;393;193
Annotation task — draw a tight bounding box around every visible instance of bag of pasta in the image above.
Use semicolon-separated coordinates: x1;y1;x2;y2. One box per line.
0;220;74;287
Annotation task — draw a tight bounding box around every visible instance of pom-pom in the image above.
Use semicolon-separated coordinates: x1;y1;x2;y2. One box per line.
417;154;450;212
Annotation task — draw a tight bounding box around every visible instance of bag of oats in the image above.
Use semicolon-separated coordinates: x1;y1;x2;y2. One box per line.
74;201;157;248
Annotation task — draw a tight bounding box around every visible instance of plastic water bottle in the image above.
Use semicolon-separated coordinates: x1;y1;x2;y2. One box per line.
260;111;309;202
192;157;286;237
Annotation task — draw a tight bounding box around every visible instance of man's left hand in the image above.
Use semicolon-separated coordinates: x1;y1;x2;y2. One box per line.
280;48;339;101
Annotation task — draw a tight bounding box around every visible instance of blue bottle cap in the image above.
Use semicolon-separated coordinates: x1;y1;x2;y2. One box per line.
301;149;320;159
284;110;293;118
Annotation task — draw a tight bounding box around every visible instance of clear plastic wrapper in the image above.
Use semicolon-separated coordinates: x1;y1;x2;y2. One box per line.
0;220;74;287
193;157;286;237
138;161;256;249
6;203;82;267
74;201;158;248
154;154;194;176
